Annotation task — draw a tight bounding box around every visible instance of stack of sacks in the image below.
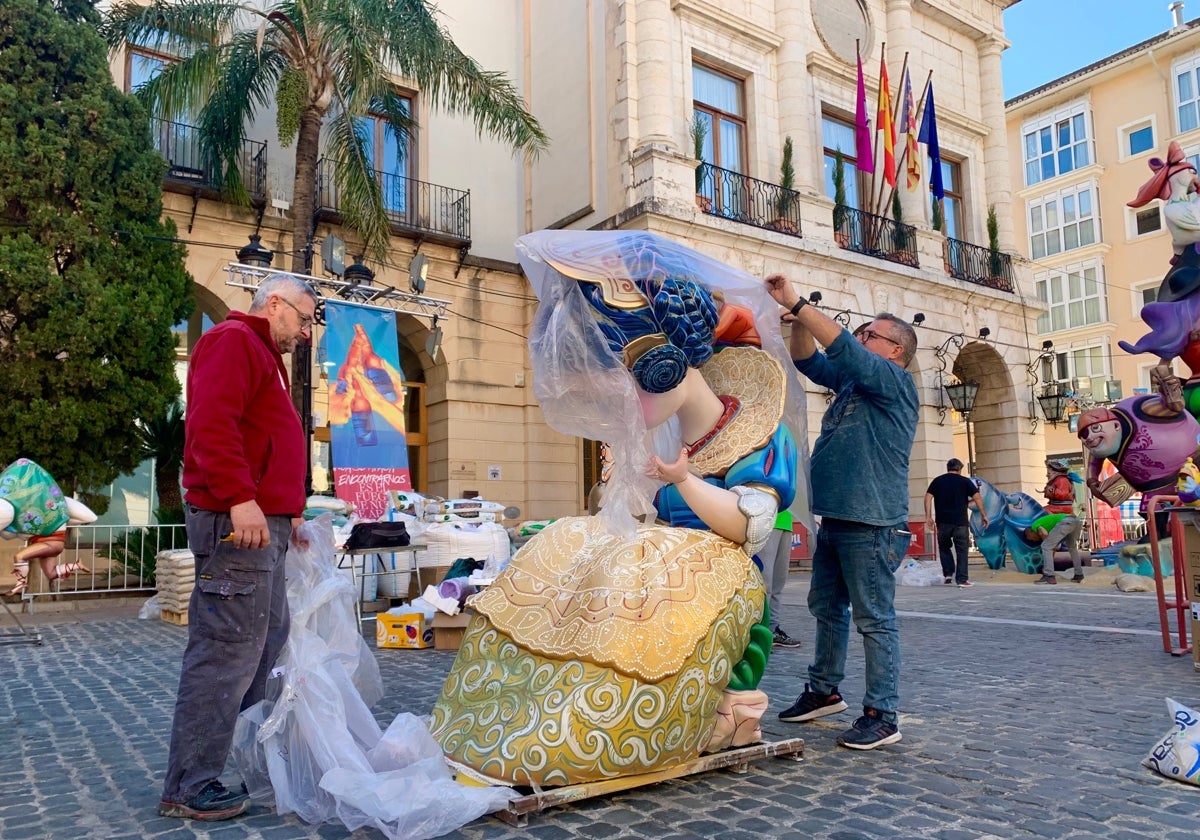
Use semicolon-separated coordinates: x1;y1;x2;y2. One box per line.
156;549;195;616
414;521;510;569
302;495;355;527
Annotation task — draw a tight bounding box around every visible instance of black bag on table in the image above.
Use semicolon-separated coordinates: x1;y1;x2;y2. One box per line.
343;520;410;551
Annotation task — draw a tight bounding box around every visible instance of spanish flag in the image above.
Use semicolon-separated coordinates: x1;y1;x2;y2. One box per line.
877;54;896;188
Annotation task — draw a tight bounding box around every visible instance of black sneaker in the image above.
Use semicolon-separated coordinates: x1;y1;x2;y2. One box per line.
158;780;250;821
772;627;802;648
943;577;953;585
1034;574;1057;585
1072;573;1085;583
779;683;848;722
837;708;902;750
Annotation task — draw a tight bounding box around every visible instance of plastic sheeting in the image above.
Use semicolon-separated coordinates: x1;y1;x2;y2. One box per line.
515;230;811;538
231;515;515;839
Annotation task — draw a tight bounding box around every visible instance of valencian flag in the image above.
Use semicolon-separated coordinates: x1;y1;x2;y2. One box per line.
324;300;411;518
876;53;896;188
919;80;944;200
902;69;921;191
854;50;874;174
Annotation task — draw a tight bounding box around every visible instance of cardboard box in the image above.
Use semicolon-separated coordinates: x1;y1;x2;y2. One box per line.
376;612;433;649
433;611;473;651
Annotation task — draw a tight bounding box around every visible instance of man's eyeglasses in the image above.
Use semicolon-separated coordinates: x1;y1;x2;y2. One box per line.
277;296;314;329
859;329;900;348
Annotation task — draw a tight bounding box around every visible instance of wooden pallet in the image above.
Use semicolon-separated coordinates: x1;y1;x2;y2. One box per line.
492;737;805;826
160;608;188;626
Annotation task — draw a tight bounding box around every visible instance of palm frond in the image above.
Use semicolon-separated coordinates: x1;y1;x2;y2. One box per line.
324;109;391;261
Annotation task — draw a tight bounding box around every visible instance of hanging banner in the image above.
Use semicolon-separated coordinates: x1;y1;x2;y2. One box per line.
324;300;411;518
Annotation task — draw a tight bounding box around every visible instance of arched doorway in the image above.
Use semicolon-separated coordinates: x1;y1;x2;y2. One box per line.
950;342;1022;488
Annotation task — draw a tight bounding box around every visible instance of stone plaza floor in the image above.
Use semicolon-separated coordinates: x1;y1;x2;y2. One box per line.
1;568;1198;839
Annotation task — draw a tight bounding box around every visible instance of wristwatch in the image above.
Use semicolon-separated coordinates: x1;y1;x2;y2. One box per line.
789;299;807;317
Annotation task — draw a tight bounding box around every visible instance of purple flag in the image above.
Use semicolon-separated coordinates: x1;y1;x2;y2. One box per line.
855;52;874;174
918;81;943;199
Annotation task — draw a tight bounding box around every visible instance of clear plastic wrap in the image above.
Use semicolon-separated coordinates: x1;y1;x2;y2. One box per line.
516;230;811;536
231;515;515;838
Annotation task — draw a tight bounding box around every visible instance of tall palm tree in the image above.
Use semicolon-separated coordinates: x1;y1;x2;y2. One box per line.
100;0;548;270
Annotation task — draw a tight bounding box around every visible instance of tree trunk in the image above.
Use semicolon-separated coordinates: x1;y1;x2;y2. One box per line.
154;465;183;520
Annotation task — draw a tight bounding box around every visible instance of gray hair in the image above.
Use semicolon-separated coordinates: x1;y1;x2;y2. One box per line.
875;313;917;367
250;273;319;312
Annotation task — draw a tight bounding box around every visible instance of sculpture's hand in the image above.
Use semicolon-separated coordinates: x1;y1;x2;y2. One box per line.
647;448;691;485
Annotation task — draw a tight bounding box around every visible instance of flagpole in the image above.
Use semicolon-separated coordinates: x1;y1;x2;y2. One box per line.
869;42;888;222
880;69;933;231
872;50;909;220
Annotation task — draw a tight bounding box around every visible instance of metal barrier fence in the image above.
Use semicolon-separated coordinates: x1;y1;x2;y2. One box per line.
15;524;188;612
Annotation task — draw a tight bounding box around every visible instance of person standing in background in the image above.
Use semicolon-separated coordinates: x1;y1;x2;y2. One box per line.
924;458;988;588
759;511;802;647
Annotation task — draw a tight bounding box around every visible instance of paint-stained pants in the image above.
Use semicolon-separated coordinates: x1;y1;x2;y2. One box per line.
160;504;291;803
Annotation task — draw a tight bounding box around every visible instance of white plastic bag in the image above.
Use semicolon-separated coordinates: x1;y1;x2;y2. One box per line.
894;559;943;587
1143;698;1200;786
137;594;160;620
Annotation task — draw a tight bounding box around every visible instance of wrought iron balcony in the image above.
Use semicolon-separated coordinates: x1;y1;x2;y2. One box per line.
832;205;919;268
695;163;802;237
315;159;470;246
943;236;1015;292
151;118;266;201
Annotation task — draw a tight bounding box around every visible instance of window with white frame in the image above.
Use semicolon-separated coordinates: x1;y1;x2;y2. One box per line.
1035;259;1105;333
1120;117;1155;159
1175;52;1200;133
1039;341;1109;388
1027;183;1098;258
1022;101;1092;187
1132;279;1160;313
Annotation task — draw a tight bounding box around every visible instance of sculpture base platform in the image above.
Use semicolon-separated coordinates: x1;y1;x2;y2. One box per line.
491;737;805;826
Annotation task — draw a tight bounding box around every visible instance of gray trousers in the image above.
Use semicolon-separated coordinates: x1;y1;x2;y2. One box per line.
1042;516;1083;577
161;504;292;802
758;526;792;630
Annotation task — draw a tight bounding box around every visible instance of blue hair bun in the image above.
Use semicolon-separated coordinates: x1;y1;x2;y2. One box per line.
632;343;688;393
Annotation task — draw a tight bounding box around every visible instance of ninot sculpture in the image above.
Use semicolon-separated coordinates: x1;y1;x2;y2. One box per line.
0;458;97;596
429;231;807;786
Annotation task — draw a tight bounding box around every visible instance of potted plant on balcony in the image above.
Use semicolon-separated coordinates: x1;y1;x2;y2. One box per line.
691;114;711;212
832;151;850;246
986;204;1004;285
768;136;798;234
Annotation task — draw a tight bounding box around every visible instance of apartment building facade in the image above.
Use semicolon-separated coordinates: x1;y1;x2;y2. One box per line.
108;0;1043;524
1005;7;1200;473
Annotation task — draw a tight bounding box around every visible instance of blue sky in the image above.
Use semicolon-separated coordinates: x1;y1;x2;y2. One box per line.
1002;0;1184;99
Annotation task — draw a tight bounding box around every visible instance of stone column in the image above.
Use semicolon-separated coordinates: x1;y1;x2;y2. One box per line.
776;0;818;193
978;35;1015;251
886;0;926;227
632;0;674;151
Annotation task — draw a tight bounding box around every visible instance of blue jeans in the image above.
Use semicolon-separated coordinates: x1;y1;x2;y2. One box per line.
162;505;292;802
807;518;908;725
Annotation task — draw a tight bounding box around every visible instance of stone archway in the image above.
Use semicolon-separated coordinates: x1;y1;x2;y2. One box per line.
951;342;1024;489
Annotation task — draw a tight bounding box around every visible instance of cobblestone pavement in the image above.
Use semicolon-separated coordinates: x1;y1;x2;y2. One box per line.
2;571;1199;839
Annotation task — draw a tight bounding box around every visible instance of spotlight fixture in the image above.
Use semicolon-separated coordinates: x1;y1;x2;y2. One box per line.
912;313;926;326
808;291;823;305
978;327;991;339
1042;339;1053;351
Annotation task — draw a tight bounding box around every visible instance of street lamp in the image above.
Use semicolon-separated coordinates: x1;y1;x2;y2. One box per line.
236;234;273;268
943;380;980;475
1037;382;1071;428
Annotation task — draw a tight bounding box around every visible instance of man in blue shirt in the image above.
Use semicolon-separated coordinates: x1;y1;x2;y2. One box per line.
766;274;919;750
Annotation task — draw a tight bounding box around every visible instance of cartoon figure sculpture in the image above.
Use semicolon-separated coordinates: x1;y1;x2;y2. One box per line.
0;458;97;596
429;231;806;786
1082;142;1200;510
1177;457;1200;506
970;477;1046;574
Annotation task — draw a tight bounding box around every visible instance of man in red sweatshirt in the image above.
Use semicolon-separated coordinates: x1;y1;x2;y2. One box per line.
158;274;316;821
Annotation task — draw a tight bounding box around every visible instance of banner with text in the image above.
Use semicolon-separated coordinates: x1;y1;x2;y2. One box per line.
325;300;410;519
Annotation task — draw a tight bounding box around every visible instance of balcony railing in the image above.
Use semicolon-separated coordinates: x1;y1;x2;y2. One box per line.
316;158;471;245
151;118;267;200
833;205;919;268
944;236;1016;292
695;163;802;237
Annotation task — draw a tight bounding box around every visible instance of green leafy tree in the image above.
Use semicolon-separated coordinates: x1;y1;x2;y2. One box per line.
0;0;192;508
774;136;796;219
832;151;848;233
135;400;185;523
101;0;549;272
